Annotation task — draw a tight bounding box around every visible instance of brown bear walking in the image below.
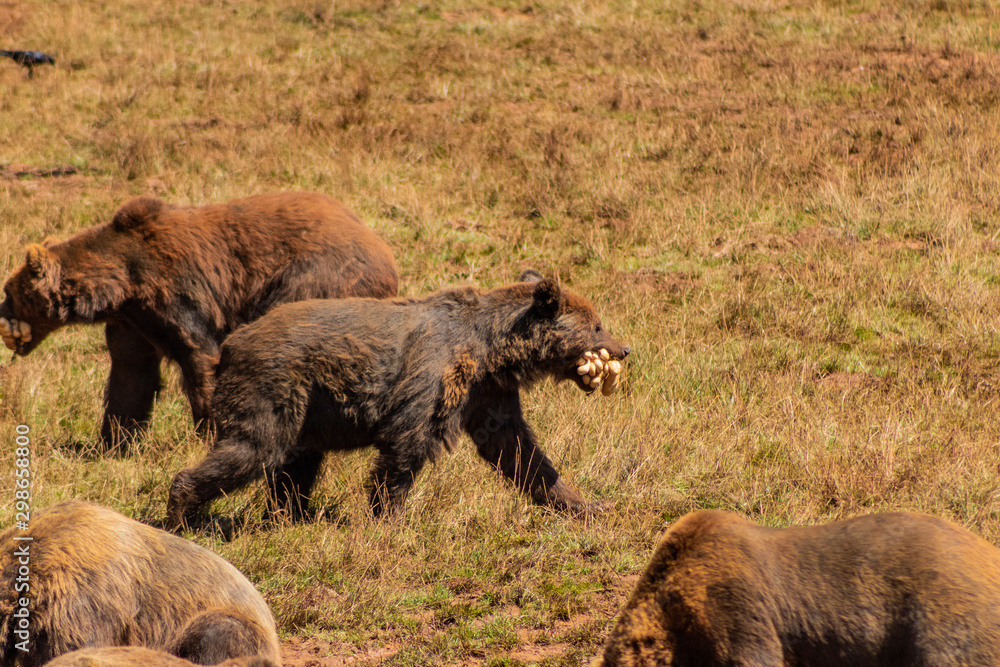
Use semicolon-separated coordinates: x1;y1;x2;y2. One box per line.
597;509;1000;666
0;192;398;451
166;275;629;527
42;647;277;667
0;501;280;667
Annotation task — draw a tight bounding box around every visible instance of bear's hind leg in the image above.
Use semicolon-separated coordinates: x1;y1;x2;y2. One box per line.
266;447;325;521
166;439;276;530
101;321;162;454
367;448;429;518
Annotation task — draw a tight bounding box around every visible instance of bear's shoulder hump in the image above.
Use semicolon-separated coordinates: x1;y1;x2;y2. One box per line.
112;197;168;232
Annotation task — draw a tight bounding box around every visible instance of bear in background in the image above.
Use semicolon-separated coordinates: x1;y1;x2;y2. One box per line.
0;501;280;667
596;509;1000;666
0;192;398;451
167;274;629;527
42;647;278;667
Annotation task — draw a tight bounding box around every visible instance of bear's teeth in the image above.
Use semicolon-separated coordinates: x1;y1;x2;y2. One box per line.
583;350;597;361
2;337;14;351
589;375;602;389
17;321;30;339
577;362;592;376
592;358;604;374
608;360;622;375
0;318;10;336
599;348;610;361
601;372;620;396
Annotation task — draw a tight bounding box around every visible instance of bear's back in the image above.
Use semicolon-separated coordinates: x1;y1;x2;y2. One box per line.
97;191;398;326
601;510;1000;666
654;510;1000;613
0;501;278;662
109;191;383;256
220;293;457;362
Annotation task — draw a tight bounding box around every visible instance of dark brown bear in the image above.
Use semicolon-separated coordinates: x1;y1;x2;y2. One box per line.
0;192;398;451
597;509;1000;666
42;647;277;667
166;275;629;527
0;501;280;667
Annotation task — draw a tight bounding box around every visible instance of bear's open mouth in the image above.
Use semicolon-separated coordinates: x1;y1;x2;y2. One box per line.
0;317;31;351
573;348;622;396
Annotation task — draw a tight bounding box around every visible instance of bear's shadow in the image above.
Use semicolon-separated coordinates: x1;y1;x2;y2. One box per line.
142;498;353;542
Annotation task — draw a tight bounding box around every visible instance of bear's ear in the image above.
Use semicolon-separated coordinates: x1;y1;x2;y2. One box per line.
41;236;60;248
518;269;544;284
25;244;60;280
532;278;564;318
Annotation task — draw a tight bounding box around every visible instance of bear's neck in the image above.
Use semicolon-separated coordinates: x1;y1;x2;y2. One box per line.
56;248;131;322
467;294;556;390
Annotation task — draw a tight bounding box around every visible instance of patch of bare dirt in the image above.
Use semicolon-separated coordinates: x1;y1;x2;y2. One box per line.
713;226;852;258
0;163;89;197
877;234;942;254
0;163;80;179
441;6;536;23
618;268;701;297
281;637;398;667
509;643;571;663
276;574;639;666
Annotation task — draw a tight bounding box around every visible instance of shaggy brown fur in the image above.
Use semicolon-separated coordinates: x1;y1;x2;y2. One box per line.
42;647;278;666
0;501;280;667
597;510;1000;666
166;275;629;526
0;192;398;451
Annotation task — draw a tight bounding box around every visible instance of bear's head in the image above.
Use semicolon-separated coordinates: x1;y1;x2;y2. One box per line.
0;242;65;355
524;275;630;394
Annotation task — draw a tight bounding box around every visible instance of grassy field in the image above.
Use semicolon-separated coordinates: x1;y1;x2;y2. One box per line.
3;0;1000;664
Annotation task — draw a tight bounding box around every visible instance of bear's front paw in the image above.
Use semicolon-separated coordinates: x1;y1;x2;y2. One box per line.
583;499;611;515
563;498;611;517
576;349;622;395
0;317;31;350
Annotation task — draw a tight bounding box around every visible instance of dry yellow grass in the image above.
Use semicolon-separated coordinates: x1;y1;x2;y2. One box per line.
4;0;1000;664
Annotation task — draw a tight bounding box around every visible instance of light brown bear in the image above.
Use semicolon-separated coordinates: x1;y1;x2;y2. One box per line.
597;510;1000;666
0;501;280;667
0;192;398;451
42;647;277;667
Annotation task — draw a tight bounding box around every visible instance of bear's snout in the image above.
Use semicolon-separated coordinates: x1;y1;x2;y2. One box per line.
603;340;629;361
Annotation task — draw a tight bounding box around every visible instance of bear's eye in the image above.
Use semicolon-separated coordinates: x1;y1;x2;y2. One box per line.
595;324;603;333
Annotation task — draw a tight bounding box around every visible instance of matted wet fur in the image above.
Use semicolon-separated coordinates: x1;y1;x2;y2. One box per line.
0;192;398;452
0;501;280;667
597;509;1000;666
167;274;629;526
